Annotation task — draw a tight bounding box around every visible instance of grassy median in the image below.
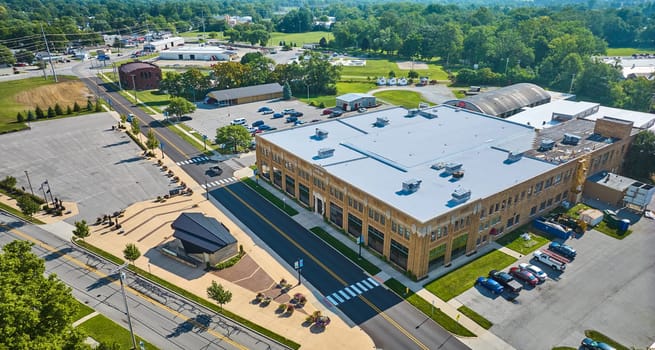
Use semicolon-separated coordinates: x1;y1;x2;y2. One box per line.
457;305;492;329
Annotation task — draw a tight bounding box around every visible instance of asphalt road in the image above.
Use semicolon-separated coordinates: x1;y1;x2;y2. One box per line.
0;212;288;350
212;182;469;350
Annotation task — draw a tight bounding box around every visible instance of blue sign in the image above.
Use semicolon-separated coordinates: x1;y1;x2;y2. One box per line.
202;134;207;140
160;142;164;150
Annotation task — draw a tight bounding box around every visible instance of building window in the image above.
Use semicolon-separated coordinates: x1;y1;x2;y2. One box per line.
539;201;546;211
347;213;362;238
527;186;533;197
431;231;436;241
273;167;282;187
535;182;543;193
554;173;562;185
547;198;553;207
530;206;537;216
390;239;409;270
367;225;384;254
507;217;514;227
555;193;561;202
521;191;526;200
451;233;469;259
285;175;295;196
545;177;553;188
299;183;310;206
329;202;343;228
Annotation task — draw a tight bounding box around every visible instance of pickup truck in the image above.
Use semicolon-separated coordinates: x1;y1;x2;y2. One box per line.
533;250;567;271
549;242;577;259
489;270;523;294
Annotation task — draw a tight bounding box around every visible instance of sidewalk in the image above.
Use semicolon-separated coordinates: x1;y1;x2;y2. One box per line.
255;179;516;349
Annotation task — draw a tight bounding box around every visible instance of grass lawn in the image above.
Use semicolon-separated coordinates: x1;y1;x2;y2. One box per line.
133;89;170;113
423;250;517;301
309;227;381;275
71;299;95;322
340;59;448;81
495;226;550;255
374;90;425;109
457;305;493;329
0;201;46;224
606;47;654;56
241;178;299;216
384;278;475;337
269;31;333;47
564;203;633;239
584;330;629;350
77;314;157;349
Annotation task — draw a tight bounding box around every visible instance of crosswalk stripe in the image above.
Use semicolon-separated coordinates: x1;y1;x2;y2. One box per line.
201;184;207;189
338;290;350;300
356;282;367;291
227;177;235;182
345;287;357;297
219;179;226;184
350;284;362;294
361;280;374;289
367;277;379;286
332;293;344;303
326;295;338;306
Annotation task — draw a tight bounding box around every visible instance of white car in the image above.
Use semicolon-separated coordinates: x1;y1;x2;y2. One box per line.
519;262;548;282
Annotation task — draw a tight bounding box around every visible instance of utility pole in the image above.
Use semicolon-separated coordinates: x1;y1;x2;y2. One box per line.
41;24;58;82
569;73;576;94
24;171;34;196
131;75;137;105
202;11;206;42
114;264;137;350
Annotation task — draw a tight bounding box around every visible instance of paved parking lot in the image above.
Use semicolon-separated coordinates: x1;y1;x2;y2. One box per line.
456;218;655;349
184;99;369;141
0;113;174;222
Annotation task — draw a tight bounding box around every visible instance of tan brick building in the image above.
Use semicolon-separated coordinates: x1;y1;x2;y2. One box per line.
255;104;638;279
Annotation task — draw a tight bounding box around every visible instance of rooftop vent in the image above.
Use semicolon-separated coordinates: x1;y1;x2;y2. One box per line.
418;102;429;109
539;139;555;152
444;162;463;175
406;108;419;117
402;179;422;193
431;162;446;170
315;128;328;140
562;133;581;145
451;187;471;202
317;148;335;158
507;151;522;163
374;116;390;127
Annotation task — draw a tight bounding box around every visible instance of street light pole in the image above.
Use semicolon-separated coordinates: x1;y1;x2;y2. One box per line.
131;74;137;105
119;271;138;350
24;170;34;196
294;258;304;285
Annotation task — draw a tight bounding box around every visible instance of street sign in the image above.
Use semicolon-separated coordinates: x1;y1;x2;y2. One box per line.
202;134;207;140
160;142;164;150
139;340;145;350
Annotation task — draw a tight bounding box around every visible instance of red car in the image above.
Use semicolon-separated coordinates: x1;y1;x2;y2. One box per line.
509;267;538;286
322;108;333;115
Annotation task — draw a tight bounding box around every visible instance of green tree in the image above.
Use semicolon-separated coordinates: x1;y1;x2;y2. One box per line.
215;125;252;153
47;106;56;118
0;44;15;65
123;243;141;264
0;240;86;349
95;100;102;112
145;128;159;152
73;102;81;112
181;68;211;102
207;280;232;310
16;112;24;123
14;50;34;65
165;97;196;120
159;71;184;97
0;175;17;189
283;81;292;100
27;110;35;121
86;99;93;111
130;117;141;141
72;220;89;241
120;114;127;126
35;105;44;119
623;130;655;182
17;194;40;216
66;105;72;115
54;103;63;115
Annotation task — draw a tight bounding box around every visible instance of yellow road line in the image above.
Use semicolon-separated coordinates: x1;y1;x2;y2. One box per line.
223;186;429;350
2;224;249;350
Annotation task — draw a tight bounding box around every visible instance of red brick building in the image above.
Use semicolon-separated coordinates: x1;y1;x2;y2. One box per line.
119;62;162;90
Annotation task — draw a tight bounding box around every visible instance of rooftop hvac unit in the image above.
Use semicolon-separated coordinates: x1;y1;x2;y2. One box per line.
406;108;419;117
317;148;335;158
539;139;555;151
444;162;463;174
507;151;522;163
562;133;581;145
451;187;471;202
402;179;422;193
315;128;329;140
431;162;446;170
374;116;390;127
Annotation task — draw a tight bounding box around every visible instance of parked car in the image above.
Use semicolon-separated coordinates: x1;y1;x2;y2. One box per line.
294;120;306;126
581;338;616;350
286;116;298;123
258;124;275;131
251;120;265;128
322;108;333;115
179;115;192;121
475;277;504;294
283;108;296;115
246;126;258;134
289;111;304;117
518;263;547;282
262;110;274;115
489;270;523;293
272;112;284;119
230;118;247;126
329;110;343;118
207;166;222;177
258;106;272;112
509;267;539;286
533;250;567;271
358;107;367;113
549;242;577;259
126;113;135;122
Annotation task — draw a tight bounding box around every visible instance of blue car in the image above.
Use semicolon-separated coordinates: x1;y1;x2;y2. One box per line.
258;106;272;112
581;338;616;350
549;242;577;259
475;277;504;294
272;112;284;119
258;124;275;131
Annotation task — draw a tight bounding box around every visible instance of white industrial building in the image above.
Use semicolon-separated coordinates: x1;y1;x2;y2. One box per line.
143;37;185;52
158;46;234;61
336;93;376;111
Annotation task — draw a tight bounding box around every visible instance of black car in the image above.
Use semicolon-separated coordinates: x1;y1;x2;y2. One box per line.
289;111;304;117
489;270;523;294
549;242;577;259
328;110;343;118
207;166;222;177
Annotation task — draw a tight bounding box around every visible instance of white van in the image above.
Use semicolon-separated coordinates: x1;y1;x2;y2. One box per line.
230;118;246;126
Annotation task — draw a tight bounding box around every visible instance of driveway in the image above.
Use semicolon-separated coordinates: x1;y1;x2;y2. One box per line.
455;218;655;349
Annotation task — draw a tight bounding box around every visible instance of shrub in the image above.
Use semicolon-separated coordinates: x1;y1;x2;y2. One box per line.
66;105;72;115
86;99;93;111
27;110;35;121
16;112;25;123
47;106;56;118
277;304;287;312
95;100;102;112
54;103;63;115
35;105;44;119
319;102;325;108
73;102;81;112
309;101;316;106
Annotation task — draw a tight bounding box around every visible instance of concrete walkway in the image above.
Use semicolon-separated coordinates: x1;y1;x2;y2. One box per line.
72;311;99;327
255;178;516;349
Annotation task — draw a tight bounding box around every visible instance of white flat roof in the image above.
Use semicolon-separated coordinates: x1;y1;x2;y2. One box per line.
583;106;655;129
507;100;599;129
161;46;229;54
262;106;556;222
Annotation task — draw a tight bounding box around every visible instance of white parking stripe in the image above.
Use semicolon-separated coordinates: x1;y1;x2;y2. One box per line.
338;290;350;300
356;282;367;291
350;284;362;294
326;295;338;306
361;280;374;289
345;287;357;297
332;293;344;303
367;277;379;286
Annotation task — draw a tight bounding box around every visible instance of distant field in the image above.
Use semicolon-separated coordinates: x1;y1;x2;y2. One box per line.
373;90;425;109
606;47;655;56
340;59;448;81
269;31;333;46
